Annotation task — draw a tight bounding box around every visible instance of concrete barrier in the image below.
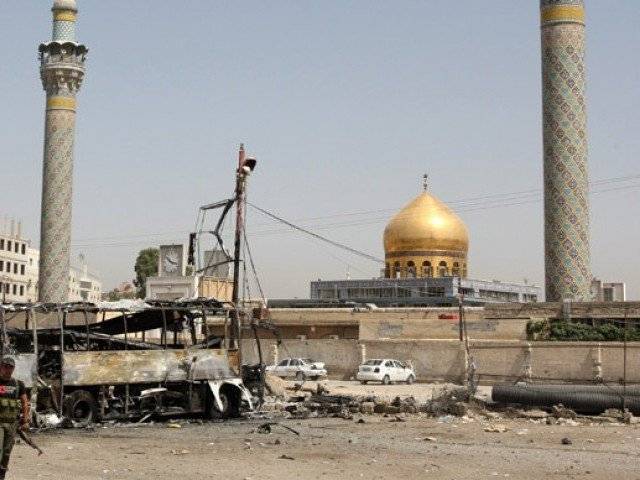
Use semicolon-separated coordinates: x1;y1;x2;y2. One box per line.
242;338;640;384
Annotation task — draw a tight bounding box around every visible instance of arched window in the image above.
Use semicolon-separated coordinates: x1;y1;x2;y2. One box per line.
384;263;390;278
422;261;433;278
438;261;448;277
406;261;416;278
452;262;460;277
393;261;401;279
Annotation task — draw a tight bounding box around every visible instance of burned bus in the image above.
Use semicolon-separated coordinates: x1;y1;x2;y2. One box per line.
1;299;254;427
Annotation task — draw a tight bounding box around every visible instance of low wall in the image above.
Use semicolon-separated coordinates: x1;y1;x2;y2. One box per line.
359;315;528;341
242;338;640;384
241;339;362;379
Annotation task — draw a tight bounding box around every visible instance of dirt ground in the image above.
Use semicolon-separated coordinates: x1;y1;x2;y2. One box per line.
9;382;640;480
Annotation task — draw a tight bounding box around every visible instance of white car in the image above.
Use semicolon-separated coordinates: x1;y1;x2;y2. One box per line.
266;358;328;381
356;359;416;385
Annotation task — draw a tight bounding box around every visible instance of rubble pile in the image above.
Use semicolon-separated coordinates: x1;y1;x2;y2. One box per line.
259;382;479;420
259;380;640;427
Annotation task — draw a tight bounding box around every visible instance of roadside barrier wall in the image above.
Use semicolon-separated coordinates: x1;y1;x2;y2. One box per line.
242;339;640;384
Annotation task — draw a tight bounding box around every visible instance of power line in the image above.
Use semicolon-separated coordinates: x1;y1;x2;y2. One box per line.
247;203;384;264
69;173;640;248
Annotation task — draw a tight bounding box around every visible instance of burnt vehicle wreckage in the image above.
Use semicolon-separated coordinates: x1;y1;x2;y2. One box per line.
0;146;275;427
0;299;273;427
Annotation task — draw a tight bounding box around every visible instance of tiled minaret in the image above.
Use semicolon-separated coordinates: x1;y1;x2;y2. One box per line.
540;0;591;301
38;0;88;302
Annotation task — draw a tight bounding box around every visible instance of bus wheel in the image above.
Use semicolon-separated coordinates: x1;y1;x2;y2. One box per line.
63;390;97;428
208;386;240;419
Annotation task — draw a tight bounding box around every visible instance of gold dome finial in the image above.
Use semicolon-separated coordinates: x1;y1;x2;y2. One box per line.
422;173;428;192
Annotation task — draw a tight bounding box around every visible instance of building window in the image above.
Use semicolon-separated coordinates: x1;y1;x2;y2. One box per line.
0;239;3;249
6;241;11;251
393;262;401;279
14;243;18;253
452;262;460;277
0;261;3;272
20;264;25;275
384;263;390;278
438;261;448;277
21;244;25;255
5;262;10;272
12;284;16;295
462;264;467;278
13;263;17;274
19;285;24;296
422;261;433;278
406;261;416;278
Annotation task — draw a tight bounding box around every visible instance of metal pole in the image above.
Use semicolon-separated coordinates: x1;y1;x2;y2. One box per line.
0;306;5;357
123;309;129;416
622;309;628;412
458;296;463;342
59;308;65;417
231;144;246;364
161;308;168;349
201;303;209;345
30;308;38;362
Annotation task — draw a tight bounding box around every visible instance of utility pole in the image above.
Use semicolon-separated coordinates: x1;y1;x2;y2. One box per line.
230;144;257;367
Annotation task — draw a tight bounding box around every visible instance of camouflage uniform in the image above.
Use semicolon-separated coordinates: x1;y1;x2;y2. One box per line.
0;378;24;478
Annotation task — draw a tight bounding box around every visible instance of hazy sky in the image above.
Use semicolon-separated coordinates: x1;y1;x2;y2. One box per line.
1;1;639;299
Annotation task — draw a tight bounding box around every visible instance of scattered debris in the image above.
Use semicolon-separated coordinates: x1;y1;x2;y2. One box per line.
519;409;548;419
553;404;577;420
278;454;295;460
255;422;300;436
265;375;288;399
558;418;579;427
561;437;572;445
484;424;508;433
390;415;406;423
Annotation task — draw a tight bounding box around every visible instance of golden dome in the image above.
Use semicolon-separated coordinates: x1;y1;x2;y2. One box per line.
383;192;469;255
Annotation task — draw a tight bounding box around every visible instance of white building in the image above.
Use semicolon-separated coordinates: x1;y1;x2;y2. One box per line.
146;245;232;301
0;221;101;303
591;278;626;302
0;222;35;302
68;261;102;303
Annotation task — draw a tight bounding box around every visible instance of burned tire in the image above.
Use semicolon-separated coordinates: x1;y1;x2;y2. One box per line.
63;390;97;428
295;371;306;381
382;375;391;385
208;387;241;420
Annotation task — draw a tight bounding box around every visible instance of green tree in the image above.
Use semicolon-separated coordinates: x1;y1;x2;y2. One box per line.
133;248;159;298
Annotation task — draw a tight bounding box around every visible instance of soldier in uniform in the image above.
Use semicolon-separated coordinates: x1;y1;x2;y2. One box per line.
0;357;29;479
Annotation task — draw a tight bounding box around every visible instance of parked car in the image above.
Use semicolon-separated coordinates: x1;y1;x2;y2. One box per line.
356;359;416;385
266;358;328;381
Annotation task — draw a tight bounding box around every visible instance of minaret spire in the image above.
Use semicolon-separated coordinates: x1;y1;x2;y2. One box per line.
37;0;88;302
540;0;591;301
